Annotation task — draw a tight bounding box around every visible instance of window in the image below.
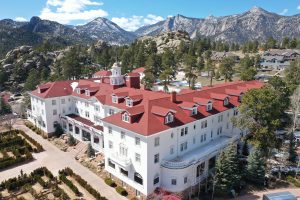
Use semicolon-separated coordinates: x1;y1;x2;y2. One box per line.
226;122;229;129
184;176;188;184
75;126;80;134
109;109;115;115
119;145;128;157
94;136;99;144
85;111;90;118
53;109;57;115
201;120;207;129
192;107;198;115
217;127;222;135
194;124;196;130
206;103;212;111
153;175;159;185
108;127;112;134
209;156;216;169
165;113;174;124
94;105;100;112
234;109;239;116
109;141;113;149
108;159;115;169
170;146;174;155
154;154;159;163
112;96;118;103
75;108;79;114
180;142;188;152
211;131;213;138
85;102;89;107
154;137;160;147
85;90;90;96
61;99;65;104
122;113;130;123
181;128;184;136
193;137;196;144
204;133;207;141
184;127;188;135
52;100;56;105
126;99;133;107
134;172;143;185
224;97;229;106
121;131;125;139
94;116;101;123
196;162;205;177
218;115;223;123
68;107;71;111
135;137;140;146
62;108;65;114
171;179;177;185
135;153;141;163
69;124;73;132
41;109;44;115
120;168;128;177
201;135;203;142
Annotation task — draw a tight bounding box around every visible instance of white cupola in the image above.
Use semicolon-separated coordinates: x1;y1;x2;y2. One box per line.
110;62;124;86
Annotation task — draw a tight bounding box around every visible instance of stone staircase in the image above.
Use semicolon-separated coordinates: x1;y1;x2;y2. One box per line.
68;141;88;158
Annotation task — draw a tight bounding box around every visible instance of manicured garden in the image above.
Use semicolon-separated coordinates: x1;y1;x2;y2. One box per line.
0;130;43;170
0;167;108;200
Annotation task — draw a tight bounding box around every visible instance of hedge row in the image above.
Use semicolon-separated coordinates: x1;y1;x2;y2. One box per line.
59;174;81;196
25;122;45;138
115;186;128;196
17;130;44;152
0;150;33;170
59;168;107;200
0;167;53;192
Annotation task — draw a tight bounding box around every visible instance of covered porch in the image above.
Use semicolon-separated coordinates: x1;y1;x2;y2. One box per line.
61;114;104;152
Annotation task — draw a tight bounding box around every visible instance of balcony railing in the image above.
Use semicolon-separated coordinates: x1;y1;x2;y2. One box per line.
161;134;240;169
110;152;132;169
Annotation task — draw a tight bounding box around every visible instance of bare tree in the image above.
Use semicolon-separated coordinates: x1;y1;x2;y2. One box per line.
290;85;300;132
1;117;17;131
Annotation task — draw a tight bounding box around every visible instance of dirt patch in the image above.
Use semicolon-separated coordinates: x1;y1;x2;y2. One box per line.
58;183;78;199
32;182;44;194
18;192;35;200
6;151;14;158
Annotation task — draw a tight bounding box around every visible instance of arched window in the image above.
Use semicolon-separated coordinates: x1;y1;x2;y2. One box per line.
134;172;143;185
196;162;205;177
224;97;229;106
165;113;174;124
122;112;130;123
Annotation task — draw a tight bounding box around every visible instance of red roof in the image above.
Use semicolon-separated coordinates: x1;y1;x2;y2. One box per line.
93;70;112;77
210;93;229;100
132;67;145;73
225;88;244;96
127;72;140;77
125;105;145;116
151;106;175;116
31;81;75;98
163;195;181;200
66;114;103;131
193;97;212;105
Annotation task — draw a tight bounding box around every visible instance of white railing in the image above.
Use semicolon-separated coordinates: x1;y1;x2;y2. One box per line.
161;134;240;169
110;152;132;168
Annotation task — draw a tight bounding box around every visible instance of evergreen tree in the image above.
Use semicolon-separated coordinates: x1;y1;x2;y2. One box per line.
0;97;11;115
219;57;235;82
246;149;265;186
87;143;95;158
215;144;241;195
24;69;40;91
68;134;77;146
183;54;197;88
54;123;64;138
285;58;300;92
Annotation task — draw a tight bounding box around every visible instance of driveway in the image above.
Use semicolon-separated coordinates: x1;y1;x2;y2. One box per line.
0;121;127;200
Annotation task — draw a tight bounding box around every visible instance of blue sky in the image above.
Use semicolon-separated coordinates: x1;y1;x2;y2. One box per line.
1;0;300;31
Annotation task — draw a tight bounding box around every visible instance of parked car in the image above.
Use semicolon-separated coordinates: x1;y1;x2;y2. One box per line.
263;191;296;200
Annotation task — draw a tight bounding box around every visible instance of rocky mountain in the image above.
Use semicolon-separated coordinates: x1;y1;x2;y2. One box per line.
135;7;300;43
75;17;136;45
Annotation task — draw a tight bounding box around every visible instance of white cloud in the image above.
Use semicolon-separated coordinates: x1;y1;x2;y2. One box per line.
280;8;288;15
297;5;300;10
40;0;108;24
14;17;27;22
112;14;164;31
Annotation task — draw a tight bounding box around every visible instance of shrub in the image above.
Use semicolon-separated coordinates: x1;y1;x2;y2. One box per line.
68;134;77;146
59;174;81;196
104;178;116;187
287;176;300;187
115;186;128;196
87;143;95;158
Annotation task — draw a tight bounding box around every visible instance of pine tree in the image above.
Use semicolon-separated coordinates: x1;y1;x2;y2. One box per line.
215;144;241;195
24;69;40;91
87;143;95;158
54;123;64;138
246;149;265;185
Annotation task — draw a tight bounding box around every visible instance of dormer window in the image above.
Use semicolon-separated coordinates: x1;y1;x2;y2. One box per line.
192;107;198;115
224;97;229;106
112;95;118;103
238;94;244;102
76;88;81;94
165;113;174;124
126;99;133;107
122;112;130;123
85;90;90;96
206;102;213;111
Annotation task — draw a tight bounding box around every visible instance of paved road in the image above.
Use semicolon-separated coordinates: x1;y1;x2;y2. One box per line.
0;122;127;200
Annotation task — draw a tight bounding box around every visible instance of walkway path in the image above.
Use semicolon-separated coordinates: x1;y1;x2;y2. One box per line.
0;121;126;200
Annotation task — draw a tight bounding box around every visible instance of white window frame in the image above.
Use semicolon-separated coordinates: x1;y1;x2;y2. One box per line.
224;97;229;106
126;99;133;107
122;112;130;123
154;137;160;147
192;106;198;115
135;137;141;146
165;113;174;124
112;95;118;103
135;153;141;163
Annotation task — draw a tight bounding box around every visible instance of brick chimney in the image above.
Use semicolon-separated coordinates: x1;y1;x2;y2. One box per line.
171;91;177;103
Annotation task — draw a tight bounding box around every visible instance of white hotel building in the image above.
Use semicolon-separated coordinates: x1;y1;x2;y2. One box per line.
27;63;263;199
